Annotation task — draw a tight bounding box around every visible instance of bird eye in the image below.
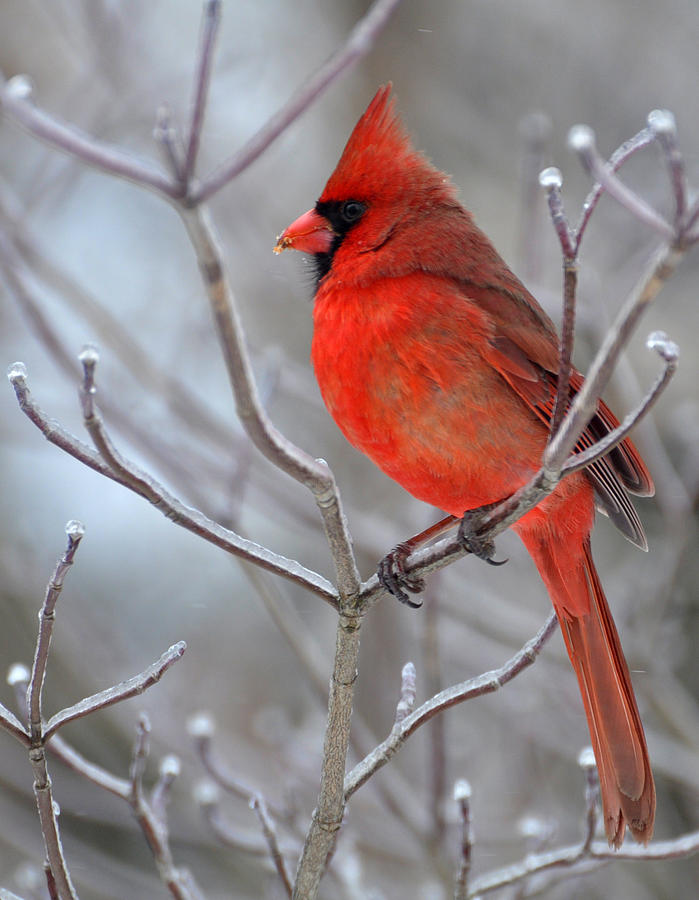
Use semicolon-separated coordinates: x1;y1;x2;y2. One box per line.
340;201;366;223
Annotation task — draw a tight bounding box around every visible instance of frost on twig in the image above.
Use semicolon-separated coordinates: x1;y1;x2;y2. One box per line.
6;358;337;604
0;521;195;899
453;779;473;900
188;714;294;895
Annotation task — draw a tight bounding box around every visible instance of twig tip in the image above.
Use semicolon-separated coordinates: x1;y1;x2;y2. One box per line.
518;814;552;841
568;124;596;155
647;109;677;138
159;753;181;779
187;711;215;739
7;662;30;687
5;74;34;100
194;779;219;807
78;343;100;368
577;746;596;770
64;519;85;539
646;330;679;363
453;778;472;802
6;361;27;384
539;166;563;190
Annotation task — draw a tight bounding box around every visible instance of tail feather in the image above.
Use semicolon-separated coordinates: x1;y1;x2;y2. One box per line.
521;530;655;846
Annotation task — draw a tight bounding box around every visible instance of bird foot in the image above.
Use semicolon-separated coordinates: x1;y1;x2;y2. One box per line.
377;542;425;608
457;506;508;567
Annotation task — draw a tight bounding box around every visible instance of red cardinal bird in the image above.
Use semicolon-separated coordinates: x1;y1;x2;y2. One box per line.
275;85;655;846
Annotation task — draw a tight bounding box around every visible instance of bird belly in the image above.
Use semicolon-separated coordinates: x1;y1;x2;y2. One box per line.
311;298;549;517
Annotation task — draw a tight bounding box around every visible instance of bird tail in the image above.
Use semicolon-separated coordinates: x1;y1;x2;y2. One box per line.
520;531;655;846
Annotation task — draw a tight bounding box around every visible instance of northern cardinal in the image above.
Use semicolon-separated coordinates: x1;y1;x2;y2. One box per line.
275;85;655;846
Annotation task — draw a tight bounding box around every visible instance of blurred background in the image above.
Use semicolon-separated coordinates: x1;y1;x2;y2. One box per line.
0;1;697;897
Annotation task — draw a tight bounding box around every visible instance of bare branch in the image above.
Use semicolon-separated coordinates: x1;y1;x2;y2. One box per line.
153;104;185;182
183;0;222;185
539;167;575;259
250;794;294;898
151;755;181;826
578;747;600;853
1;665;30;744
6;362;338;604
394;662;417;725
179;206;359;601
28;522;85;744
539;167;578;436
453;780;473;900
544;241;683;473
192;0;404;203
647;109;687;226
195;782;297;857
468;830;699;897
344;613;558;800
574;126;655;252
188;716;293;894
0;74;179;200
45;732;130;800
293;611;364;899
126;717;203;900
44;642;186;741
561;330;679;478
29;745;77;899
568;125;675;240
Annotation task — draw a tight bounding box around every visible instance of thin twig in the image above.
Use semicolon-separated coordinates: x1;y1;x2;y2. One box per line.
126;717;203;900
0;74;179;200
151;755;181;826
539;168;577;437
179;206;360;601
153;104;185;183
344;613;558;800
44;642;186;741
468;830;699;897
192;0;403;203
195;781;299;857
250;794;294;898
187;716;294;894
453;780;473;900
561;330;678;478
578;748;600;853
422;590;447;848
647;109;687;227
242;564;429;840
573;126;655;253
6;362;337;603
544;241;683;473
183;0;221;185
394;662;417;725
27;522;85;743
569;125;675;240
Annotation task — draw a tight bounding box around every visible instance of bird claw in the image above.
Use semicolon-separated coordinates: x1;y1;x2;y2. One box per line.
378;542;425;608
458;508;508;567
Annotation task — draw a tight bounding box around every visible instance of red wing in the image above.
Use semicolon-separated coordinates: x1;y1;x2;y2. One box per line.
486;340;653;549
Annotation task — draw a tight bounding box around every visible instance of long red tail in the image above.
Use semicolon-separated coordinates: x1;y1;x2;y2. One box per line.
520;531;655;846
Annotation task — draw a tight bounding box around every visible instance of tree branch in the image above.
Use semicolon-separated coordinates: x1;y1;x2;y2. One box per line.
344;614;558;800
0;74;179;200
182;0;222;185
191;0;404;203
43;642;186;741
7;362;338;605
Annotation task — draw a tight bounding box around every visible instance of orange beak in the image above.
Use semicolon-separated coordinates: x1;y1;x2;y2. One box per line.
274;208;335;255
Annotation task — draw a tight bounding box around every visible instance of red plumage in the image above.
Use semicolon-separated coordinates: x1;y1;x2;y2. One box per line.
276;85;655;846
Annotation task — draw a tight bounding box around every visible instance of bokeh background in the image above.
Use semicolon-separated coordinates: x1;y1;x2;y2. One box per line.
0;1;697;898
